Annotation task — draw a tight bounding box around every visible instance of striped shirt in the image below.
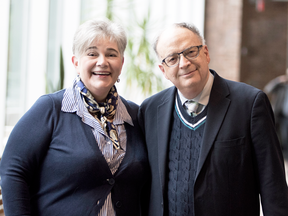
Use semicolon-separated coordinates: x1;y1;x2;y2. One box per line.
61;78;133;216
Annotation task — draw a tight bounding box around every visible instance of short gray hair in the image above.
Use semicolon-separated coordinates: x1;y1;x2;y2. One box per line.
72;19;127;57
153;22;206;57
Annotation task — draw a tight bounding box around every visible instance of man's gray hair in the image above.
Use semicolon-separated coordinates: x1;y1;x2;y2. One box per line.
72;19;127;57
153;22;206;57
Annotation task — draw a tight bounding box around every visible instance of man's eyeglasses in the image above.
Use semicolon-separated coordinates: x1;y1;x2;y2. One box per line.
161;45;203;67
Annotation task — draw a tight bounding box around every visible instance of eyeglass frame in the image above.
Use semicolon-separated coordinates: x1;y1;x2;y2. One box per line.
161;45;203;67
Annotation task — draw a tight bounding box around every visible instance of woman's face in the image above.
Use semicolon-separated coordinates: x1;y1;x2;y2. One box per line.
72;38;124;102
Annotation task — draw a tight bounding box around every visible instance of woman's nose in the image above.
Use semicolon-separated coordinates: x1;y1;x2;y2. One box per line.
96;55;108;67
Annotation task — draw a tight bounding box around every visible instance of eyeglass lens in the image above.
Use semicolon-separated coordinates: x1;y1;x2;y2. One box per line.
165;46;200;67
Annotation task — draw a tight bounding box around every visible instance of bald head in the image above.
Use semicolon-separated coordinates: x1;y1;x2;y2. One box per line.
153;22;205;59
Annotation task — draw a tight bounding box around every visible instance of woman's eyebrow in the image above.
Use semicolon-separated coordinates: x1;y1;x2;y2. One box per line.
108;48;119;54
85;46;97;51
85;47;119;53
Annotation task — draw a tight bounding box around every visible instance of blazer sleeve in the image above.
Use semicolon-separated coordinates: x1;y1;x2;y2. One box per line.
251;91;288;215
0;95;57;215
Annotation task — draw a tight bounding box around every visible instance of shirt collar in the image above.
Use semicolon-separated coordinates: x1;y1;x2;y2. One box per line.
114;98;134;126
178;71;214;106
61;77;134;126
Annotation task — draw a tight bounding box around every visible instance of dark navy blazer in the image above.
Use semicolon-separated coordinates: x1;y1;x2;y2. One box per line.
139;70;288;216
0;90;150;216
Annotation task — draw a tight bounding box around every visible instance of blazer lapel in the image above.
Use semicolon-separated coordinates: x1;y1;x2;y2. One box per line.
196;72;231;178
157;87;176;194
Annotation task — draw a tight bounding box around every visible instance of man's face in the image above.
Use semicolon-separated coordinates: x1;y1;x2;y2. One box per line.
157;27;210;98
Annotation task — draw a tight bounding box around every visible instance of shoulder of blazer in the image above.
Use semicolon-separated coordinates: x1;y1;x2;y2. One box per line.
45;89;66;110
120;96;139;121
210;69;261;100
140;86;176;109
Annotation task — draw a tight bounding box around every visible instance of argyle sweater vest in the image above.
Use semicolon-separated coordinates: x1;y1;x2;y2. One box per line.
167;94;207;216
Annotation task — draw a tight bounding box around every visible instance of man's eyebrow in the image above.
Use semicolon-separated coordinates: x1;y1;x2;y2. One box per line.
165;45;196;58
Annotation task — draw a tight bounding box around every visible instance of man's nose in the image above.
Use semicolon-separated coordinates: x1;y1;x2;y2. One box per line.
179;54;191;69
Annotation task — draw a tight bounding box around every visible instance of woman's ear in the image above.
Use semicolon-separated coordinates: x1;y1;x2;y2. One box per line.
72;56;78;67
72;56;80;74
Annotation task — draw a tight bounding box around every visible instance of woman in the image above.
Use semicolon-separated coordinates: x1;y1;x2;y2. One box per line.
0;19;150;216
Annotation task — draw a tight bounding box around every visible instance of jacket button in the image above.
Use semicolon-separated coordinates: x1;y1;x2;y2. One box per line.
107;178;115;185
116;201;122;208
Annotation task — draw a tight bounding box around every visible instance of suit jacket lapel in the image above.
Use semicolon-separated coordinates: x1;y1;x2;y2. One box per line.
196;72;231;178
157;87;176;194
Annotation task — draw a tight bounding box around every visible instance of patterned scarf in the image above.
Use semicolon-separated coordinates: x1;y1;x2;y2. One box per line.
76;76;120;149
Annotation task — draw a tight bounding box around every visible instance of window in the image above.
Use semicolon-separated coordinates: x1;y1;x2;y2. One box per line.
46;0;63;93
5;0;29;126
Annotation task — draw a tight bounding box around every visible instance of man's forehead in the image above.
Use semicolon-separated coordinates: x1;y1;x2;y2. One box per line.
157;27;199;57
158;26;181;42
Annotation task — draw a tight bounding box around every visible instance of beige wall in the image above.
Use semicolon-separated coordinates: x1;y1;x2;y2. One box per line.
204;0;243;82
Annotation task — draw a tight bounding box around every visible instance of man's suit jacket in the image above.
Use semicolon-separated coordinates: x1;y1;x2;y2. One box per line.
139;70;288;216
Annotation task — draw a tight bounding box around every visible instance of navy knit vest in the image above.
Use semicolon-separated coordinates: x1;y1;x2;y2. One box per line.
167;94;207;216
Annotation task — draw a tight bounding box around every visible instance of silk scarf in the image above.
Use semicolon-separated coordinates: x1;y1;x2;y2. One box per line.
76;76;120;149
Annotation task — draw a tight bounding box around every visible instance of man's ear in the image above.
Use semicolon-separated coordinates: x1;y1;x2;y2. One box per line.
203;45;210;64
159;64;169;80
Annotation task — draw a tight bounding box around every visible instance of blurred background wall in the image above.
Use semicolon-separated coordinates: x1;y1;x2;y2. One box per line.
0;0;206;154
1;0;288;157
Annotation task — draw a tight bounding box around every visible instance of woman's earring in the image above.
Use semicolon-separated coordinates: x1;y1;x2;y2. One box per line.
117;77;120;83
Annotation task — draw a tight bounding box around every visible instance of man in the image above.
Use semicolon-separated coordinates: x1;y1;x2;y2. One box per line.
138;22;288;216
